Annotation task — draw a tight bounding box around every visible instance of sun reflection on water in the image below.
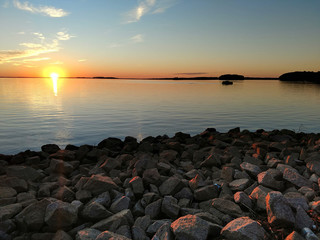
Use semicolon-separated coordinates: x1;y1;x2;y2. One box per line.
51;73;59;96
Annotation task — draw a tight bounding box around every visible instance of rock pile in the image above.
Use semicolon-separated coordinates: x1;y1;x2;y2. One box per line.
1;128;320;240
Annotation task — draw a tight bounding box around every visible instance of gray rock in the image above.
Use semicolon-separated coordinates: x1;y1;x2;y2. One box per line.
307;161;320;176
200;153;221;167
45;200;78;230
110;196;131;213
151;222;173;240
249;185;273;210
145;199;162;219
82;175;118;195
132;226;148;240
234;191;252;209
116;225;132;239
194;185;219;201
284;231;305;240
96;230;131;240
53;230;73;240
283;168;313;188
147;220;172;235
257;169;284;190
129;176;145;195
52;186;75;203
6;165;41;181
1;177;28;193
161;196;180;219
284;192;309;211
99;157;120;172
171;214;210;240
229;179;251;191
295;205;314;231
49;150;75;161
15;199;51;231
143;168;161;185
211;198;243;217
174;187;193;201
159;177;183;196
81;202;112;221
31;233;55;240
75;228;101;240
240;162;262;178
76;190;92;203
0;203;22;221
266;191;295;227
50;159;74;175
134;215;151;231
221;217;266;240
188;174;206;191
0;187;17;199
91;209;134;232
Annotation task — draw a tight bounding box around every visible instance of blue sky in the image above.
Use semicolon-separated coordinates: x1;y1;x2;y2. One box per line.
0;0;319;77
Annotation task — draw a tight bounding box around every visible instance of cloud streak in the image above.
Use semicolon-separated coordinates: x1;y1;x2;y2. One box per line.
125;0;177;23
131;34;144;43
13;0;69;17
0;31;73;65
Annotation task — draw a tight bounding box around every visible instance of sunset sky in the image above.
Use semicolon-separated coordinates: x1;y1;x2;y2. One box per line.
0;0;319;78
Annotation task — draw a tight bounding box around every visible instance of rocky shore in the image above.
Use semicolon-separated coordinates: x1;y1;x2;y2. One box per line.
1;128;320;240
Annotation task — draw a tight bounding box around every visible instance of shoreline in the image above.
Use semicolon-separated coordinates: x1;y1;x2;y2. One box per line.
1;128;320;239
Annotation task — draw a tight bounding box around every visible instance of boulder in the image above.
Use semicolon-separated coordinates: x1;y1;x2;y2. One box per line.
0;203;22;221
110;196;131;213
194;185;219;201
81;202;112;221
91;209;134;232
129;176;144;195
6;165;41;181
229;179;251;191
53;230;73;240
50;159;74;175
96;230;131;240
161;196;180;219
266;191;295;227
240;162;262;178
45;200;78;230
0;187;17;199
145;199;162;219
159;177;183;196
221;217;266;240
283;168;313;188
82;175;118;195
75;228;101;240
171;215;210;240
211;198;243;217
151;222;173;240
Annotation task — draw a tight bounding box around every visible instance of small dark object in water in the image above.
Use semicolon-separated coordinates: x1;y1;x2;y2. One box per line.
222;80;233;85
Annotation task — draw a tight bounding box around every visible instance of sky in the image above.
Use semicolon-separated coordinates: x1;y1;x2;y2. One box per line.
0;0;319;78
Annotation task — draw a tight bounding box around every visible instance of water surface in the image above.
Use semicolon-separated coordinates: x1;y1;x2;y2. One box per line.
0;78;319;154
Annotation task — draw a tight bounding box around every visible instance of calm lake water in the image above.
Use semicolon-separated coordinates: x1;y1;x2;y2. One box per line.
0;78;320;154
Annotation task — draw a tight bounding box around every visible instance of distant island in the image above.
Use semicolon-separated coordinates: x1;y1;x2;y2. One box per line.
219;74;245;80
279;71;320;83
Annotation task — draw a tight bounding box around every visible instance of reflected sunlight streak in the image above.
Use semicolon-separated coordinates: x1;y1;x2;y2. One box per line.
51;72;59;96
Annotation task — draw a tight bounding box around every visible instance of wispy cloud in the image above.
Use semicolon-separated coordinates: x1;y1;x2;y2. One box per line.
125;0;178;23
78;59;87;62
51;61;63;65
56;31;74;41
0;31;73;65
131;34;144;43
17;31;25;35
13;0;69;17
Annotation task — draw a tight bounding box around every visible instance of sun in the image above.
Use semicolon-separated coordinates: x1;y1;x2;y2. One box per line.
50;72;59;80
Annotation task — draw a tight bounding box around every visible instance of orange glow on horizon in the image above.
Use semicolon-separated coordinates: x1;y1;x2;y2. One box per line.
43;66;67;78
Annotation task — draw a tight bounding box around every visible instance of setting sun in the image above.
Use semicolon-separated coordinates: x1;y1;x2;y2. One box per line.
50;72;59;80
50;72;59;96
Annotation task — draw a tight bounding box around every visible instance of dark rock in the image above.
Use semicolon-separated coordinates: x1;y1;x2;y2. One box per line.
240;162;262;178
283;167;313;188
211;198;243;217
159;177;183;196
110;196;131;213
52;186;75;203
45;200;78;230
194;185;219;201
249;185;273;210
221;217;266;240
96;230;131;240
0;187;17;199
82;175;118;195
116;225;132;239
75;228;101;240
266;191;295;227
0;203;22;221
91;209;134;232
97;137;124;151
229;179;250;191
143;168;161;185
171;214;211;240
15;199;51;231
257;169;284;191
145;199;162;219
49;150;76;161
161;196;180;219
151;222;173;240
134;215;151;231
295;205;314;231
50;159;74;175
1;177;28;193
285;231;305;240
53;230;72;240
6;166;41;181
81;202;112;221
132;226;148;240
234;191;252;209
129;176;145;195
42;144;60;154
284;192;309;211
